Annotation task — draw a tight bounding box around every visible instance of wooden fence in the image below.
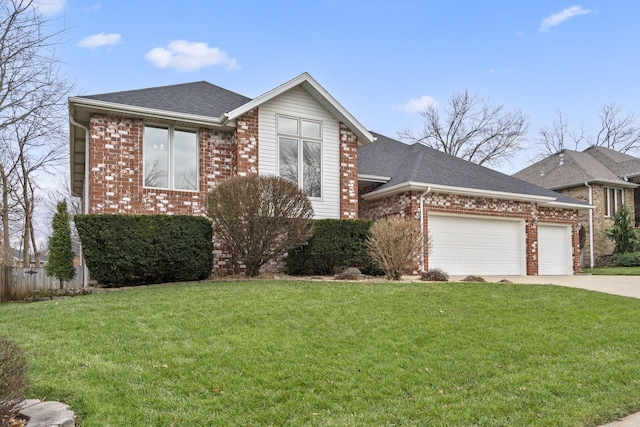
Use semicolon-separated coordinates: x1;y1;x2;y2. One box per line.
0;265;84;301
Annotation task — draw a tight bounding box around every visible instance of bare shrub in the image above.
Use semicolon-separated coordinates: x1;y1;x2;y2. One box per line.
421;268;449;282
368;217;421;280
206;175;314;277
335;267;363;281
0;337;28;422
461;275;486;282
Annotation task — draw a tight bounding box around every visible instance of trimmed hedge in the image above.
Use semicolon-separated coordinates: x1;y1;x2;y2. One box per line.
287;219;379;275
75;215;213;287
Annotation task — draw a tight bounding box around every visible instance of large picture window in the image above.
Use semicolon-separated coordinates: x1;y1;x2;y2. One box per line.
278;116;322;198
604;187;624;217
144;125;198;191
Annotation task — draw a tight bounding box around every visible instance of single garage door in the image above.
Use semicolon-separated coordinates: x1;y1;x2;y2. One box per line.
538;224;572;275
428;214;525;275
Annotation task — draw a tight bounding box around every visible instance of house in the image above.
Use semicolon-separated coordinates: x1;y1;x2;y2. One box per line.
513;146;640;267
68;73;589;277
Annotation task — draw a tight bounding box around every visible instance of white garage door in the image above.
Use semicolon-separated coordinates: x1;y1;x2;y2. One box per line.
538;224;572;275
428;215;525;275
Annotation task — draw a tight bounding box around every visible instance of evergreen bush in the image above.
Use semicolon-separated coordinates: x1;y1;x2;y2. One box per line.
605;204;640;254
287;219;379;275
75;215;213;286
45;200;76;288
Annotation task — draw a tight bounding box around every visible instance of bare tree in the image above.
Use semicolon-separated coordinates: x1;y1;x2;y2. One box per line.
0;0;72;271
206;175;314;277
536;110;585;159
398;90;529;167
592;103;640;153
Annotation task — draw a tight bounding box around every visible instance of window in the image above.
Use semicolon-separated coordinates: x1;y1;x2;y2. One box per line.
277;116;322;198
604;187;624;217
144;125;198;191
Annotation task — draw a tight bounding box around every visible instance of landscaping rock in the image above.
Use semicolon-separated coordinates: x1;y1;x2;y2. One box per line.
460;275;486;282
18;400;74;427
335;267;364;280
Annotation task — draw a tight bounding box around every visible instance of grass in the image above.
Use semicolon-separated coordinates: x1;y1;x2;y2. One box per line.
583;266;640;275
1;280;640;426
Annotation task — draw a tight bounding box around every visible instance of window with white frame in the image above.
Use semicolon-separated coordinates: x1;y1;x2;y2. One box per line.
143;125;198;191
604;187;624;217
277;116;322;198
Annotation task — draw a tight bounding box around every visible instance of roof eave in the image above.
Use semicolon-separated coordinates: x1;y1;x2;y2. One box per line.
224;72;374;146
361;181;558;204
68;97;228;128
542;200;593;210
358;174;391;183
548;179;639;190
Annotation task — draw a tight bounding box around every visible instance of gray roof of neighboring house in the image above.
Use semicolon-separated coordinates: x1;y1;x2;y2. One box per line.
80;81;252;118
359;133;586;205
583;146;640;180
513;148;637;189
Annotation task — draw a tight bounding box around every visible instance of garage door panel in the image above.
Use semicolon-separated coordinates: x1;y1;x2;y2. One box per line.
538;224;572;275
429;215;524;276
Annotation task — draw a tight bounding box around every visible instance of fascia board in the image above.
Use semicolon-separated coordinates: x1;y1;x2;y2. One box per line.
542;200;594;210
361;181;557;204
69;97;227;128
358;174;391;183
548;179;639;191
225;73;374;145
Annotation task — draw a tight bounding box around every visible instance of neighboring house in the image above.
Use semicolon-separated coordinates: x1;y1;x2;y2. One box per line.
68;73;588;276
513;146;640;268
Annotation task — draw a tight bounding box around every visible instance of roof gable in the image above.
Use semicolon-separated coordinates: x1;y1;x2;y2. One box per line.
359;133;587;207
583;146;640;180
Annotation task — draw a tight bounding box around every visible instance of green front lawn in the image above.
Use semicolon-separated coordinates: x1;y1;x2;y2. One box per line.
583;266;640;275
1;281;640;426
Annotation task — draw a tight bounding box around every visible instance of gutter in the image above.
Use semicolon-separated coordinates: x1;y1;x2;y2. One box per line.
585;182;595;269
419;187;431;272
69;116;90;289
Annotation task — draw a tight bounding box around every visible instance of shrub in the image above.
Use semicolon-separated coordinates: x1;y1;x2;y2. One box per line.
605;205;640;254
287;219;379;275
46;200;76;289
613;252;640;267
75;215;213;287
421;268;449;282
206;175;314;277
0;337;27;422
368;217;421;280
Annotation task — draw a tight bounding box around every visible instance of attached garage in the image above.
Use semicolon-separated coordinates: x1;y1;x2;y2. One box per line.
538;224;573;275
428;214;526;275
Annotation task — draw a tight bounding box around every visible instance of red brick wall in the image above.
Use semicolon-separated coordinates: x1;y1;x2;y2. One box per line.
359;190;580;275
234;109;259;177
88;114;234;216
339;123;359;219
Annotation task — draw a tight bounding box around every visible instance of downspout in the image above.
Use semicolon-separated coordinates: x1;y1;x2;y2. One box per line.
419;187;432;272
585;182;594;268
69;116;90;288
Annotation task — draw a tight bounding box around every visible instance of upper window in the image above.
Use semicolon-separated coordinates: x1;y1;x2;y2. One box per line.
604;187;624;217
277;116;322;198
144;125;198;191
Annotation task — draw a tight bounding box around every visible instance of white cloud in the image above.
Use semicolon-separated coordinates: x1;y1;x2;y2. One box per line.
539;6;593;32
396;95;437;113
489;68;512;74
32;0;66;15
77;33;122;49
82;2;102;13
145;40;239;71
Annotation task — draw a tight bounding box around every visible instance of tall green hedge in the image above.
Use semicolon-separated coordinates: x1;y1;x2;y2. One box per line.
287;219;379;275
75;215;213;287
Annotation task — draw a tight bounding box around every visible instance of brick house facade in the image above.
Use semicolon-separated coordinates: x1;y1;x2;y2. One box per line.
71;73;586;280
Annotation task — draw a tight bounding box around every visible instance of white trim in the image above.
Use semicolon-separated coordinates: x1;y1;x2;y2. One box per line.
69;97;228;128
225;73;374;146
358;174;391;183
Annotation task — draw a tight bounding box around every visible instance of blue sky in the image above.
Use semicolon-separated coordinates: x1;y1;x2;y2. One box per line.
44;0;640;174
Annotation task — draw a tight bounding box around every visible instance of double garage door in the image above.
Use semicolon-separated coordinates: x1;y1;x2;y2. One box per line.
428;214;572;275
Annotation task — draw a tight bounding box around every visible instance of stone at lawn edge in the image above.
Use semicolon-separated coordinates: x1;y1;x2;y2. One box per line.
19;400;74;427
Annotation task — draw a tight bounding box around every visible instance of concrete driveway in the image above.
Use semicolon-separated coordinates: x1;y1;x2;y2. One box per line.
448;275;640;299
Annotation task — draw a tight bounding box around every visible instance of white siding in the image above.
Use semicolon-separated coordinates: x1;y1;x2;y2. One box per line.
258;86;340;219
